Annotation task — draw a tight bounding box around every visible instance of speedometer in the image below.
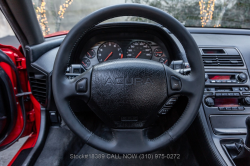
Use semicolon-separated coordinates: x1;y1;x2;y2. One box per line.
126;41;152;59
97;42;123;62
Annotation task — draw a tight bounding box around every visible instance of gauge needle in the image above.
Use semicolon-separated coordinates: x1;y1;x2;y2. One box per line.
164;59;168;64
82;61;87;67
121;54;123;59
156;52;163;53
135;51;142;58
87;52;92;58
104;52;113;61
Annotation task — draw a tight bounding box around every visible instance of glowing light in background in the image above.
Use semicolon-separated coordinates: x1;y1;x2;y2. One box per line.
34;0;74;35
199;0;216;27
35;0;50;35
214;24;221;27
58;0;74;19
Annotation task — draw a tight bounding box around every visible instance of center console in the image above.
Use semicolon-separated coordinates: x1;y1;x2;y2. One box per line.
201;47;250;166
204;71;250;134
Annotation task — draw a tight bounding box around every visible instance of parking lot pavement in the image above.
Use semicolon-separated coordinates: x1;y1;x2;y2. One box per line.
0;136;28;166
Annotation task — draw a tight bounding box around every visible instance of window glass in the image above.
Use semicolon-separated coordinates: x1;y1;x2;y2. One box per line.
0;11;19;48
32;0;250;36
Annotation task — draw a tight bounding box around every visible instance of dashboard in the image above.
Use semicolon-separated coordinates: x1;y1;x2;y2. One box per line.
80;40;170;70
27;22;250;166
63;23;184;73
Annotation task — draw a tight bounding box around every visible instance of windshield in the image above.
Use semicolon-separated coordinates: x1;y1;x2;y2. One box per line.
32;0;250;36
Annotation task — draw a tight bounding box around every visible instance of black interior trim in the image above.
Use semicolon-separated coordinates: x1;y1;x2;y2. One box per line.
0;117;7;134
25;38;63;64
22;107;47;166
70;22;182;65
0;0;28;47
196;106;227;166
187;106;228;166
12;148;33;166
4;0;44;46
25;38;63;109
187;28;250;36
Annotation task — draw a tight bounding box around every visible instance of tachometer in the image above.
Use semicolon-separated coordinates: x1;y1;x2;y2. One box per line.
126;41;152;59
97;42;123;62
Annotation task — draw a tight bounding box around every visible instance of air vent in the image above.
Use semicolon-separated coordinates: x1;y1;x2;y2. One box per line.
29;74;47;105
201;48;244;67
202;49;225;54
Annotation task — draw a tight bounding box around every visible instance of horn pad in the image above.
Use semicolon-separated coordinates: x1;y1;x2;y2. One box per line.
88;59;167;128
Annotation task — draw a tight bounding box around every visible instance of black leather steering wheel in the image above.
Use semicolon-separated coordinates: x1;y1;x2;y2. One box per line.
52;4;204;154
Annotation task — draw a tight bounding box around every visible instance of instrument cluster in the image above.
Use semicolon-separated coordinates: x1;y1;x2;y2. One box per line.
80;40;170;69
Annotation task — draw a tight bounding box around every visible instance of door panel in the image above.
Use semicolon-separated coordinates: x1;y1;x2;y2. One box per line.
0;44;33;151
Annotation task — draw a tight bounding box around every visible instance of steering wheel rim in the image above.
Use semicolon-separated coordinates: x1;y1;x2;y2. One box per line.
52;4;204;154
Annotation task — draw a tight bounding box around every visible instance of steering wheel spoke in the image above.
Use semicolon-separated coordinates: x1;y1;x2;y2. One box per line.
88;128;172;154
61;68;92;102
111;129;149;153
165;66;196;97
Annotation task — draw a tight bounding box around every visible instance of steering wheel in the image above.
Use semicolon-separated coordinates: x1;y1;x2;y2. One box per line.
52;4;204;154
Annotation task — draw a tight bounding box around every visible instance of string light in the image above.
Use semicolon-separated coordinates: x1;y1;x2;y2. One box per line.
214;24;221;27
35;0;50;35
34;0;74;35
58;0;73;19
199;0;216;27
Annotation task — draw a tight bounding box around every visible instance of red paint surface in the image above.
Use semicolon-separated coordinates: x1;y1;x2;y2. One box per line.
45;30;69;38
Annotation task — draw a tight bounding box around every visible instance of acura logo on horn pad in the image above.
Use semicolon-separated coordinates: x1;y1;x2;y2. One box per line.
105;77;153;86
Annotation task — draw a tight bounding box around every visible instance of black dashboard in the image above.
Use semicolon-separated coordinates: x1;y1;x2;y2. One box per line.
25;23;250;166
66;23;184;71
